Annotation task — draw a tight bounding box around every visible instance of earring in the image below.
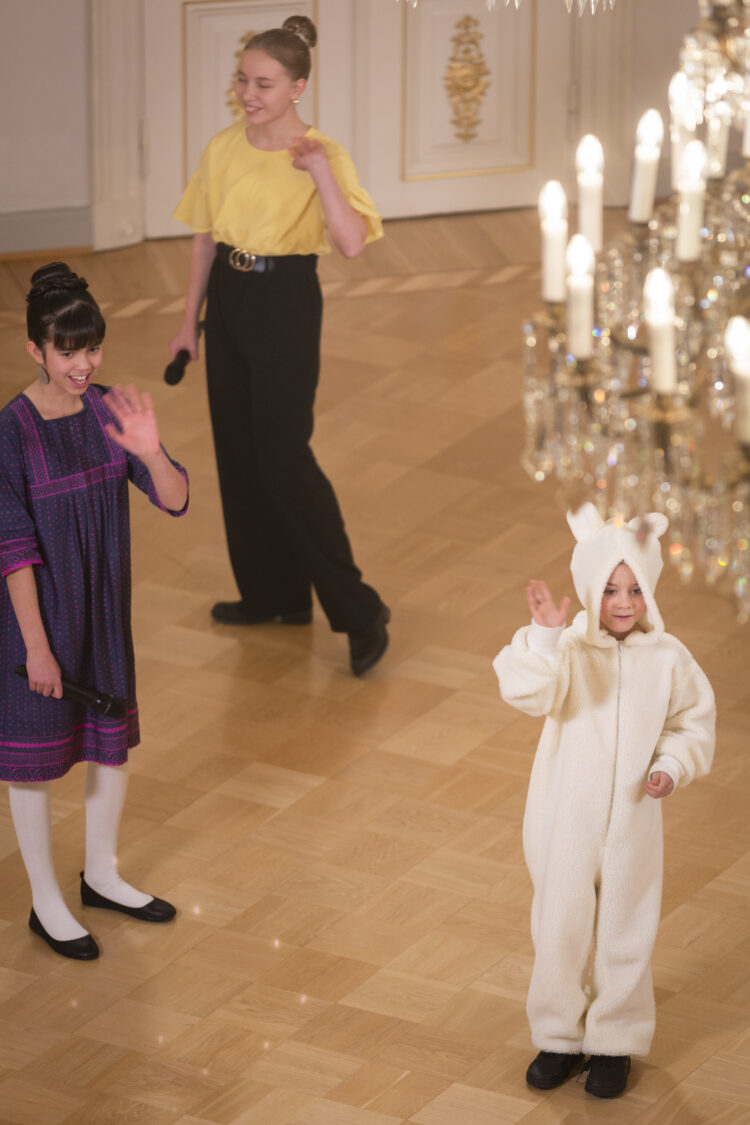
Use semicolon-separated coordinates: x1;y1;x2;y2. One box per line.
293;97;300;104
36;365;50;386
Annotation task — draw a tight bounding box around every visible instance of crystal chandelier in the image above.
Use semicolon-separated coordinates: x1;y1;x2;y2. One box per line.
523;0;750;617
397;0;615;11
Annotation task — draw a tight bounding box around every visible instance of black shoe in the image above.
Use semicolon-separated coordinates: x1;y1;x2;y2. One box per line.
80;873;176;923
211;601;312;626
348;605;391;676
28;908;99;961
526;1051;585;1090
582;1054;631;1098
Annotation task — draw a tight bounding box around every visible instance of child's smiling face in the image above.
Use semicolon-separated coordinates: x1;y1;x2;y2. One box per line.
600;562;647;638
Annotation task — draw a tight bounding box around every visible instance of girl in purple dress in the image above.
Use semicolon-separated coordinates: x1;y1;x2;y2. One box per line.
0;263;189;960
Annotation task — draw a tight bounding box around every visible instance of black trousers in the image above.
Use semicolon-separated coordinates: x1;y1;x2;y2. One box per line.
204;254;381;633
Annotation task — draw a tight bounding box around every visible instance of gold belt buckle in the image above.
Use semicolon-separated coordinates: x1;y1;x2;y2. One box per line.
228;248;256;272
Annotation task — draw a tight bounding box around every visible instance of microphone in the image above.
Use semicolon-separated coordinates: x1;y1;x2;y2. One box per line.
14;665;127;721
164;320;204;386
164;350;190;386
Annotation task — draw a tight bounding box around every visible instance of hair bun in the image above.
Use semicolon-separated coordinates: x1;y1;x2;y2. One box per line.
27;262;89;303
282;14;317;49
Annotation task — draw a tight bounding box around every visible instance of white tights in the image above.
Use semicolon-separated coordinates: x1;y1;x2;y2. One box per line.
8;762;151;942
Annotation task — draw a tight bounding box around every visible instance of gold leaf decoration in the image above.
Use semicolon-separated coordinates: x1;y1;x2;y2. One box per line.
443;16;490;143
227;31;254;122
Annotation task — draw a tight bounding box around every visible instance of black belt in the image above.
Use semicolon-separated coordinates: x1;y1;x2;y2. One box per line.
215;242;317;273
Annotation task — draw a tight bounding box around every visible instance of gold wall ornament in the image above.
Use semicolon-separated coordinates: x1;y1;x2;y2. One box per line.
443;16;490;144
227;31;254;123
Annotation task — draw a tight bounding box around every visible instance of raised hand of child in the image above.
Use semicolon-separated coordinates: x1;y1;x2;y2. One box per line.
104;385;161;459
645;770;674;799
526;580;571;628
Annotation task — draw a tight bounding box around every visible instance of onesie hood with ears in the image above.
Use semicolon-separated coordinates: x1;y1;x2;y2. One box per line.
567;502;669;644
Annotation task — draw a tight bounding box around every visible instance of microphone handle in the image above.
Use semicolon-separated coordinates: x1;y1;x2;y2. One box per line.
14;666;127;721
164;323;204;386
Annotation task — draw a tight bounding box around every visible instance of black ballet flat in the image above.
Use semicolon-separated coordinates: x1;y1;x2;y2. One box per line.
28;908;100;961
211;601;312;626
80;873;176;923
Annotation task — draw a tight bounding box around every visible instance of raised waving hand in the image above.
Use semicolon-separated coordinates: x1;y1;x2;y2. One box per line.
526;580;571;628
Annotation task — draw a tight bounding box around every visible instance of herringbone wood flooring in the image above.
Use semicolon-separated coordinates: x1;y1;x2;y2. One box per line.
0;211;749;1123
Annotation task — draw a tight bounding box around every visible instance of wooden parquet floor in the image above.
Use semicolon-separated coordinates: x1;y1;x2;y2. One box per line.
1;211;749;1123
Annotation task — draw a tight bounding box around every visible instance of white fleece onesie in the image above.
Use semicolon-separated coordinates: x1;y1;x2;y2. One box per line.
493;505;715;1057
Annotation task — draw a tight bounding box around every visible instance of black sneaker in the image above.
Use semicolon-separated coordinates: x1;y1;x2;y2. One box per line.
582;1054;631;1098
526;1051;585;1090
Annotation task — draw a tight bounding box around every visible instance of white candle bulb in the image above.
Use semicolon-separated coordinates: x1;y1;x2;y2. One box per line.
707;113;731;179
565;234;595;360
726;317;750;444
576;135;604;254
726;317;750;377
668;71;702;130
668;72;699;192
643;268;677;394
668;72;688;115
539;181;568;303
629;109;663;223
676;139;707;262
706;77;731;179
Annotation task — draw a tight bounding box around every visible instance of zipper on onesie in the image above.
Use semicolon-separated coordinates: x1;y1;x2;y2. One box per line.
603;642;623;838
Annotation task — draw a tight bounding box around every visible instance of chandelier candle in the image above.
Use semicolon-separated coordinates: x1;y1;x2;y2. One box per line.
726;317;750;446
565;235;595;360
644;268;678;394
539;181;568;303
706;77;731;180
629;110;664;224
576;135;604;254
676;140;707;262
668;72;699;193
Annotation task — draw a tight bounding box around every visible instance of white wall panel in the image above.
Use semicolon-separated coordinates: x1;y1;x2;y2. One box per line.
403;1;533;179
360;0;574;219
0;0;89;216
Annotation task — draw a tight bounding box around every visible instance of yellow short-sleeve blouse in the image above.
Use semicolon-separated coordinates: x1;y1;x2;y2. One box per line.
173;122;383;256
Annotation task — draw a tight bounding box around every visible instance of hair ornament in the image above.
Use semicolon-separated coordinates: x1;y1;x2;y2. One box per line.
281;15;317;48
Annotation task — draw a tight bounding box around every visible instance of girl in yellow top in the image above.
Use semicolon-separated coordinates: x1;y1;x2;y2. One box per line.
170;14;389;675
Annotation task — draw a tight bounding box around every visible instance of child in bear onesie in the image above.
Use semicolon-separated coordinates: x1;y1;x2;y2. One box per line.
492;503;715;1099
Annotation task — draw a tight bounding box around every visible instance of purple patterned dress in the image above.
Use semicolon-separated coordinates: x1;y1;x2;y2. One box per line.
0;385;188;782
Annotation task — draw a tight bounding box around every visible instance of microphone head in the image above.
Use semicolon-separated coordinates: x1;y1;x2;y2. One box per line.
99;695;128;721
164;349;191;385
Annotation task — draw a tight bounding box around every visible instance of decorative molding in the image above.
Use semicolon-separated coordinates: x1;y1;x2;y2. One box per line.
0;207;92;256
444;16;491;143
89;0;146;250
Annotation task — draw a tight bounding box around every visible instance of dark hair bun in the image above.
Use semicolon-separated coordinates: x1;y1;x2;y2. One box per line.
282;15;317;49
27;262;89;303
